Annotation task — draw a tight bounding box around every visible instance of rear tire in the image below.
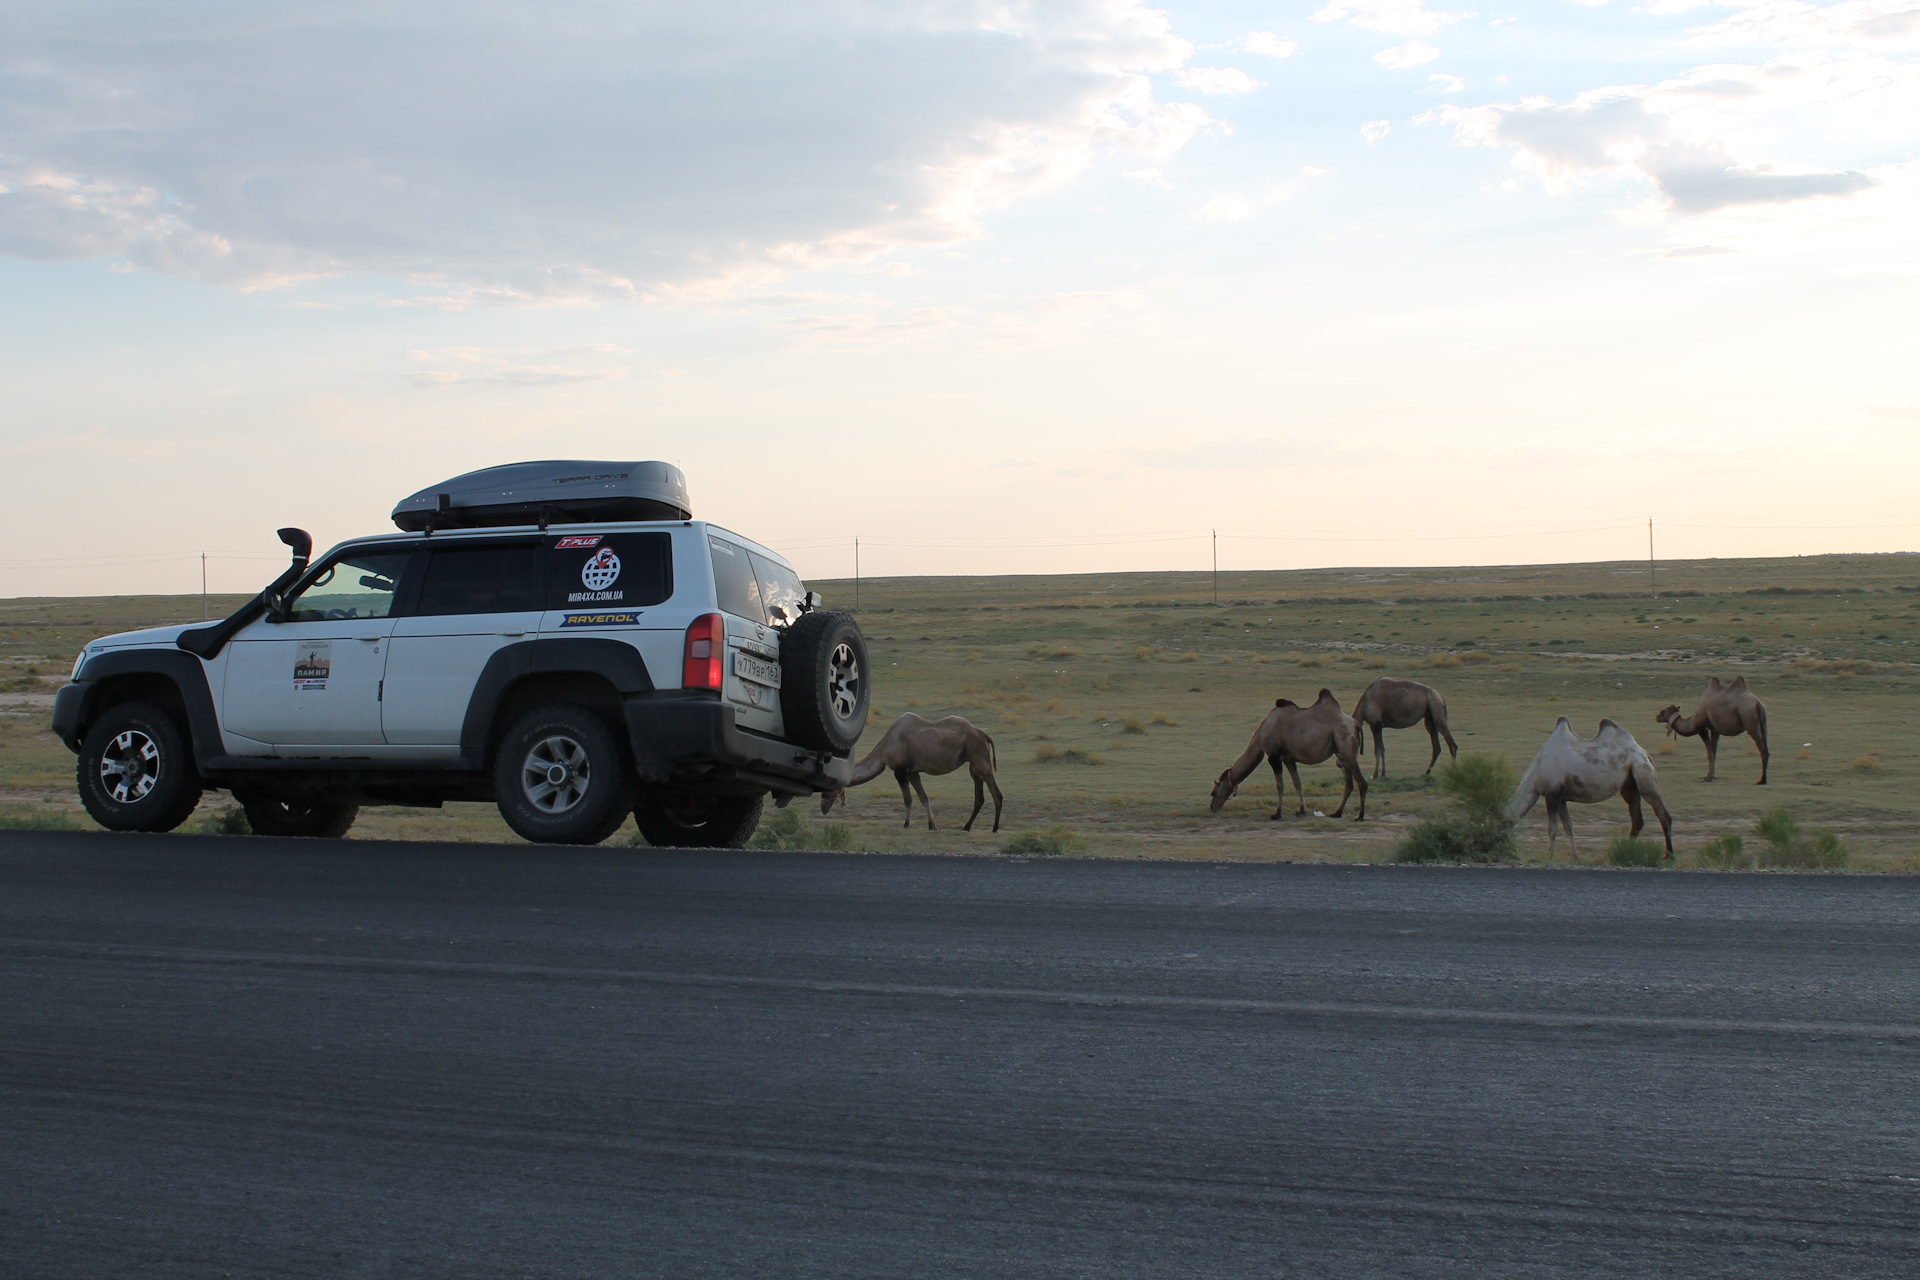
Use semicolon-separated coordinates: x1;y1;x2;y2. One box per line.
493;703;636;845
633;792;764;849
235;794;359;839
77;702;204;833
779;611;870;754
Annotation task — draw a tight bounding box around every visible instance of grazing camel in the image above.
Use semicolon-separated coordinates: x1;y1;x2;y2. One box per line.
1656;676;1770;784
1209;689;1368;821
1350;677;1459;779
1511;717;1673;859
822;712;1003;832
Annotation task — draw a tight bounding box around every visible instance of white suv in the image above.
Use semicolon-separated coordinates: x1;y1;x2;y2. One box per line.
52;461;869;847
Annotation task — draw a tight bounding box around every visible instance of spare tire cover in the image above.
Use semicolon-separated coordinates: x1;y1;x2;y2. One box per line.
779;611;870;754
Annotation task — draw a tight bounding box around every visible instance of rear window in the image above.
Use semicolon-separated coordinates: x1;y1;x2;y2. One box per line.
416;543;539;616
709;535;805;627
544;532;673;609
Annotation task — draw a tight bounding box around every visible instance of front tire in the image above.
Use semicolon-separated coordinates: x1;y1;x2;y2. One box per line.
492;704;636;845
235;793;359;839
77;702;204;833
632;792;764;848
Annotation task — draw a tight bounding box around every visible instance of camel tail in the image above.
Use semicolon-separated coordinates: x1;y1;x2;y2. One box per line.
1509;758;1542;820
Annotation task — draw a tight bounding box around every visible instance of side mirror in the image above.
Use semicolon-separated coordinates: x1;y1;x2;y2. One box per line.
801;591;822;613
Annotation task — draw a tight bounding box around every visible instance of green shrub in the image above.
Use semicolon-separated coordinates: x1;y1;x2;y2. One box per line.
1607;836;1665;867
1000;824;1089;856
1395;752;1518;863
1694;833;1751;869
1752;806;1847;870
749;807;811;850
1436;752;1518;823
199;803;251;836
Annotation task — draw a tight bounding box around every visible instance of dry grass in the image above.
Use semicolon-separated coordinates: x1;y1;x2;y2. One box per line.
1851;753;1881;772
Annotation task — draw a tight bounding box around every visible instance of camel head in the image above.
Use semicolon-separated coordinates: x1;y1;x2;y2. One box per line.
820;787;846;815
1209;769;1238;814
1655;705;1682;736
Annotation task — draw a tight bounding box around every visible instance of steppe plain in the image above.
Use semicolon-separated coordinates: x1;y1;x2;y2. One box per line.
2;554;1915;869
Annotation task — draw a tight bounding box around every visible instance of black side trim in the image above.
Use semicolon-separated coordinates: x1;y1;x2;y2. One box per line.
63;650;224;769
456;637;655;764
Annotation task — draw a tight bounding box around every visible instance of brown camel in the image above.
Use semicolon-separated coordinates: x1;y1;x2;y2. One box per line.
1209;689;1368;821
1350;677;1459;778
822;712;1003;832
1511;717;1673;858
1656;676;1770;784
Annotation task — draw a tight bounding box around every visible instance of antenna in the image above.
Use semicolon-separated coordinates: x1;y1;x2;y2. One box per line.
854;536;861;611
1649;518;1657;599
201;552;208;619
1212;529;1219;606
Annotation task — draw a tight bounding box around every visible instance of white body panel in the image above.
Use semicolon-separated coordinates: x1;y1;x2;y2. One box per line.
221;616;393;748
384;610;542;746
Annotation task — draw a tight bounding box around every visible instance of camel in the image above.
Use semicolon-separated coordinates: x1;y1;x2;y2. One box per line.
1350;677;1459;778
822;712;1003;832
1511;717;1673;859
1656;676;1770;784
1209;689;1368;821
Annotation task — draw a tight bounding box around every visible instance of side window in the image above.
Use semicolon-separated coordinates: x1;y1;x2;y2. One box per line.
544;532;673;609
415;544;539;616
285;551;414;622
749;551;805;627
708;536;763;622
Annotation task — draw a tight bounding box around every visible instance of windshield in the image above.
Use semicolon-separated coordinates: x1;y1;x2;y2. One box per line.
285;551;412;622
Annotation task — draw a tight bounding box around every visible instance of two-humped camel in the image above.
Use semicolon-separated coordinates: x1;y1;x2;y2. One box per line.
1210;689;1368;821
1512;717;1672;859
1656;676;1770;784
822;712;1003;832
1350;677;1458;778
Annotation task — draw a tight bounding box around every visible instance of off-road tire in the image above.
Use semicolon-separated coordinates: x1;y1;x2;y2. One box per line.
779;611;870;754
77;701;204;833
234;793;359;839
633;792;765;849
492;703;637;845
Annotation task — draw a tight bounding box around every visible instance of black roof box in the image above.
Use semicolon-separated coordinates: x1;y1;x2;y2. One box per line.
392;460;692;531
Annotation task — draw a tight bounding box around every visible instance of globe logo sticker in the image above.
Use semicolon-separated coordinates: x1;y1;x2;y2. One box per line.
581;548;622;591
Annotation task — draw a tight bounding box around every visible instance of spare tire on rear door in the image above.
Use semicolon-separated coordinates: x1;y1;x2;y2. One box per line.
779;610;870;754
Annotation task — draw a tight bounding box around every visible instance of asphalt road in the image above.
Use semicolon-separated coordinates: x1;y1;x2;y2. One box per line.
3;832;1917;1279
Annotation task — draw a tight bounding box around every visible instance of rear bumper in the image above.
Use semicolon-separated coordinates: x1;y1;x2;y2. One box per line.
622;694;850;796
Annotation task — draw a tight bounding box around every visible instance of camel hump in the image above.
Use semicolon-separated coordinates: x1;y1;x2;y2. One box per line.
1706;676;1724;691
1728;675;1749;691
1597;717;1620;730
1316;688;1338;705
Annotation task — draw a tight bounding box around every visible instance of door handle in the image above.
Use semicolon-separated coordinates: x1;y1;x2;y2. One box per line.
499;630;527;637
356;635;381;643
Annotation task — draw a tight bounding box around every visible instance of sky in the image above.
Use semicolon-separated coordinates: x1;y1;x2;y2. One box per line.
1;0;1916;598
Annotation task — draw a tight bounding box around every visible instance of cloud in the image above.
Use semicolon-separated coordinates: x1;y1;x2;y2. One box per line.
1176;66;1264;94
1686;0;1920;50
1362;119;1393;143
1864;404;1920;422
1376;42;1441;68
1429;73;1466;92
0;1;1213;300
1122;168;1175;188
1193;196;1253;221
1312;0;1471;37
1421;54;1898;215
1242;32;1300;58
401;347;628;388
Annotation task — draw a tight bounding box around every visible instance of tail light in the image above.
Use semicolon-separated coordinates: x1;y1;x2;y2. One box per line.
683;613;725;690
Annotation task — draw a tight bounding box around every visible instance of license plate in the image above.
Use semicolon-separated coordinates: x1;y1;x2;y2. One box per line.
733;650;782;689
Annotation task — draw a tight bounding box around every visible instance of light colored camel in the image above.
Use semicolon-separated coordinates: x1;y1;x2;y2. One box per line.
1209;689;1368;821
822;712;1003;832
1656;676;1770;784
1350;677;1459;779
1511;717;1673;859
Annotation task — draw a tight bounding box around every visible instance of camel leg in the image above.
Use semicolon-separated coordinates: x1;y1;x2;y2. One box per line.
1545;799;1560;854
986;773;1004;833
1436;716;1459;763
1350;760;1367;821
1557;801;1578;861
1623;776;1645;839
1647;790;1674;854
909;773;936;830
1372;723;1386;779
1752;721;1769;786
1423;717;1443;776
1286;760;1308;816
895;769;915;828
963;773;986;832
1702;729;1718;782
1267;756;1289;820
1329;766;1352;818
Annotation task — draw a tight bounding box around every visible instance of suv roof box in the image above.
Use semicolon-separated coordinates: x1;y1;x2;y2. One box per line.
392;460;692;531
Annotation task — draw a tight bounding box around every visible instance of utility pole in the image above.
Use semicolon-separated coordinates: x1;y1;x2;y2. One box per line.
201;552;209;618
1212;529;1219;606
1648;519;1656;599
854;537;861;611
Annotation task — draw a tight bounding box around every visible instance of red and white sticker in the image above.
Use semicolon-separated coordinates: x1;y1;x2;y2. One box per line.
554;535;603;549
